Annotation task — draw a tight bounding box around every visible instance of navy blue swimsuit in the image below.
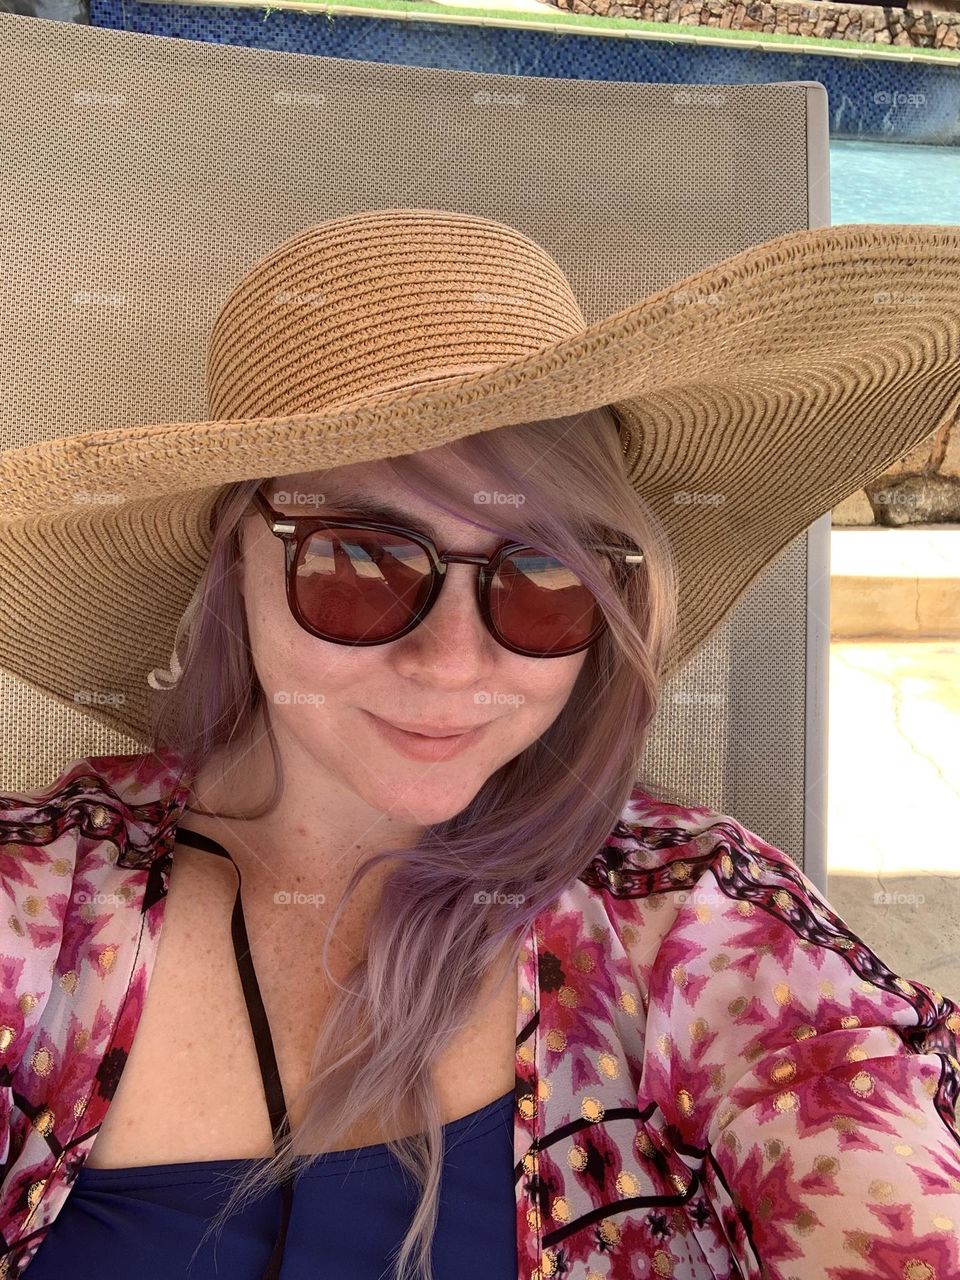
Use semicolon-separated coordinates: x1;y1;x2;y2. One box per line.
27;828;517;1279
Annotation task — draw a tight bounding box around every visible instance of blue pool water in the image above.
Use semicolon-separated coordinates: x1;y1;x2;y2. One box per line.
830;139;960;225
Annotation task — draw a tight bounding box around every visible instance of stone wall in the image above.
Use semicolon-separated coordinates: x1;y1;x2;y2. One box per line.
833;409;960;526
551;0;960;51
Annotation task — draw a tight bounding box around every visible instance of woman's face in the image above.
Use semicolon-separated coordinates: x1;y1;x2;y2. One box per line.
237;450;590;826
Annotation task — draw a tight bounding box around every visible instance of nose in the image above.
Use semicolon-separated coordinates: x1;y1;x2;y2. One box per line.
391;561;498;675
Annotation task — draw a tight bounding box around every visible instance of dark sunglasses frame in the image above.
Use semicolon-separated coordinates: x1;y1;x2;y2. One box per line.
248;487;645;658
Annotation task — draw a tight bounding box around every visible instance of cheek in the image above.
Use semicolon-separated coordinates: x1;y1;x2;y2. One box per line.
487;651;587;725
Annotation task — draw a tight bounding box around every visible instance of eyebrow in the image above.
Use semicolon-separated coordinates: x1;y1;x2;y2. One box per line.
277;488;449;539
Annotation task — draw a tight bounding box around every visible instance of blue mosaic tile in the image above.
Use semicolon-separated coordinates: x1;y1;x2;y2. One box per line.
90;0;960;145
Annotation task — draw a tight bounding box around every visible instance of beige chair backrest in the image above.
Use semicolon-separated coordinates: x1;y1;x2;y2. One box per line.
0;13;831;887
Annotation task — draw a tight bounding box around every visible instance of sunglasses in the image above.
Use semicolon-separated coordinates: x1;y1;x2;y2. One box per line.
248;488;644;658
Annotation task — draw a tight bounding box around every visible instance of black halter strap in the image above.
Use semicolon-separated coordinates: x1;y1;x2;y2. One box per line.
174;825;293;1280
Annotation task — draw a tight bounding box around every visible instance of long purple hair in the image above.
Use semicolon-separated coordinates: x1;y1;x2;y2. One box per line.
147;405;685;1280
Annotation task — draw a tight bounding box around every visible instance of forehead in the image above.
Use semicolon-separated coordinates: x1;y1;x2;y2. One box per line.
266;454;507;539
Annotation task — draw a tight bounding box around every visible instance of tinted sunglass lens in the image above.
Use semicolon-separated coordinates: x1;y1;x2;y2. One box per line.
293;528;432;641
490;550;603;653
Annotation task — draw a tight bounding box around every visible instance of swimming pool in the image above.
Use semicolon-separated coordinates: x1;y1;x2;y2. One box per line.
831;138;960;225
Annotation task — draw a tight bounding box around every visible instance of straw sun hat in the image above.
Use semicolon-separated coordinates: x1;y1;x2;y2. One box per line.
1;206;958;746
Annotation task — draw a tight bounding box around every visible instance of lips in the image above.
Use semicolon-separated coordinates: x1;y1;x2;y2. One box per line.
376;717;486;738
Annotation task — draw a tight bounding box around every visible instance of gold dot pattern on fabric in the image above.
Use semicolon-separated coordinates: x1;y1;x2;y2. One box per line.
728;996;748;1016
19;992;38;1015
97;946;118;974
840;1015;861;1029
616;1171;640;1196
710;953;730;971
558;986;578;1008
903;1263;935;1280
23;896;43;918
0;1025;14;1054
770;1060;796;1084
581;1097;605;1123
844;1230;872;1259
26;1180;46;1212
522;1152;537;1174
671;964;687;986
618;991;639;1016
598;1053;620;1080
636;1129;656;1157
538;1079;551;1101
850;1071;874;1097
669;861;691;882
677;1088;695;1117
657;1033;671;1056
31;1108;55;1138
690;1017;709;1041
573;950;595;974
718;1107;737;1130
815;1155;839;1175
545;1030;566;1053
709;1064;726;1090
846;1046;868;1062
88;805;111;828
9;917;25;937
608;870;624;894
598;1220;620;1245
652;1246;674;1276
868;1180;895;1203
669;1172;689;1194
567;1145;588;1171
773;983;792;1006
819;980;834;998
947;1012;960;1033
792;1025;817;1042
518;1093;536;1121
773;889;792;909
795;1208;817;1234
764;1138;783;1159
31;1048;53;1077
933;1216;954;1230
550;1197;571;1223
518;1044;534;1065
59;971;78;996
894;1144;914;1157
736;901;755;916
540;1247;558;1277
720;853;733;876
775;1092;798;1112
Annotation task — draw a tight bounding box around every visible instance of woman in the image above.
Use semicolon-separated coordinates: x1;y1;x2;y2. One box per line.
1;208;959;1280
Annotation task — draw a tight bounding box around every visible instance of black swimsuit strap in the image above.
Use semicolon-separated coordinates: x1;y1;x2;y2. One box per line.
174;825;293;1280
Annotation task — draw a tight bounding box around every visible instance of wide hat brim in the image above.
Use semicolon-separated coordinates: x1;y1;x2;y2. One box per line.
1;220;959;746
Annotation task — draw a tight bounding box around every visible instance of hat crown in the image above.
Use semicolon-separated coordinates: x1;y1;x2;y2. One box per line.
205;208;588;421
